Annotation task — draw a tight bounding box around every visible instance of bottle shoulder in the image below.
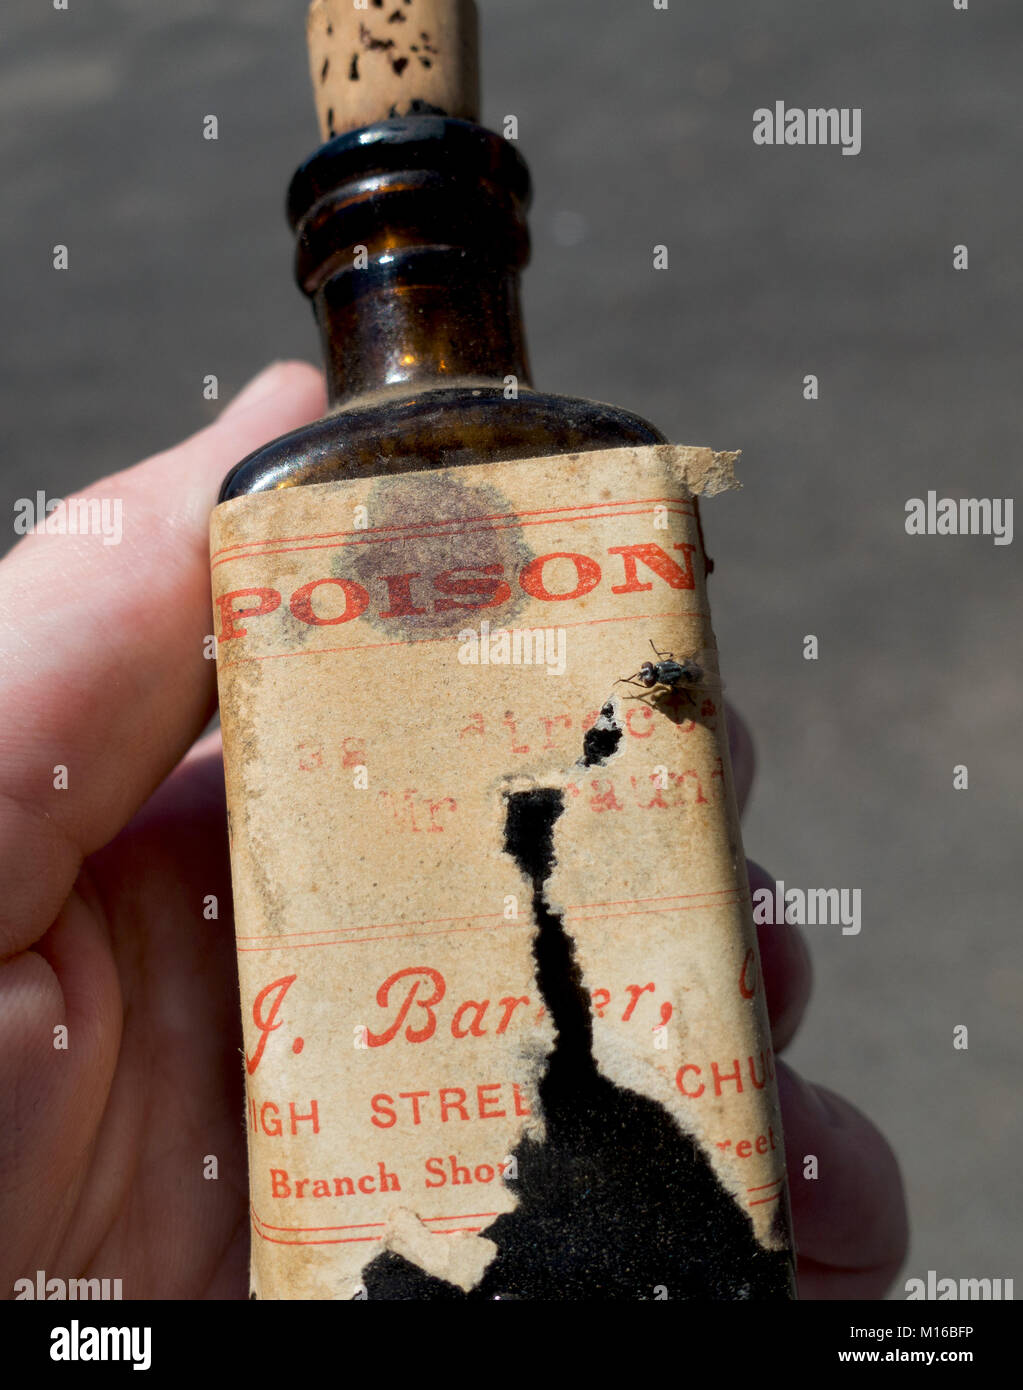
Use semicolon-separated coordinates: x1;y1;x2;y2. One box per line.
218;386;666;501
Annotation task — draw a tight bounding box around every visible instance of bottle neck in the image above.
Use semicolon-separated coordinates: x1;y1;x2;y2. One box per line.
288;117;534;410
314;251;531;408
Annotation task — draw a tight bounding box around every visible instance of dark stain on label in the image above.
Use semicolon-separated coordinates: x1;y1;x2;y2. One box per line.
336;471;534;643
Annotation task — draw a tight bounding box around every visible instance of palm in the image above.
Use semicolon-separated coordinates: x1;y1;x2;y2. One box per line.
4;747;248;1299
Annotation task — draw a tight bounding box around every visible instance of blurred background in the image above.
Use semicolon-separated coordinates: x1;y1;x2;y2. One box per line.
2;0;1019;1294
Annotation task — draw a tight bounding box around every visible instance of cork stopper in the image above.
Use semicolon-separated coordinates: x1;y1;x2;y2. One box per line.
307;0;480;142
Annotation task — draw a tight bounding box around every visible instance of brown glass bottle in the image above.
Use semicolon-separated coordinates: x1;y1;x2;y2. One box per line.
220;118;664;502
218;115;795;1300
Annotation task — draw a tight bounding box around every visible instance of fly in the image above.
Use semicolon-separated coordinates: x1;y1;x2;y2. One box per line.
618;641;711;705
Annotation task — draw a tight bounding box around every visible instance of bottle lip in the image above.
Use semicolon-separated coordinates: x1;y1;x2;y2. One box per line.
286;115;532;231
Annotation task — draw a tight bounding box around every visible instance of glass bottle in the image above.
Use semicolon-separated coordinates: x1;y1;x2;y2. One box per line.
215;110;795;1301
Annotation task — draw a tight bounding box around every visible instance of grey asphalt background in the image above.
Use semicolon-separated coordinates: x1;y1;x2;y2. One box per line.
2;0;1020;1295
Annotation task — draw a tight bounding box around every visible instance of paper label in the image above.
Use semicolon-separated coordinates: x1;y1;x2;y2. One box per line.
209;444;791;1299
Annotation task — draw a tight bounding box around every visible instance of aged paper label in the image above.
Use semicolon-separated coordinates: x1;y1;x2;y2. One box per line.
210;445;791;1299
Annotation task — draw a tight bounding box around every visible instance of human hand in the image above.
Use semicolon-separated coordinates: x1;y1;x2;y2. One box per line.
0;362;906;1299
727;713;908;1299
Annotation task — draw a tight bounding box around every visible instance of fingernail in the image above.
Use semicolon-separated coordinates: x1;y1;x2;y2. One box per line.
221;362;288;418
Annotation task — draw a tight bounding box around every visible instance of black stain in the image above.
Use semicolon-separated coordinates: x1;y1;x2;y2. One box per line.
580;702;623;767
359;23;395;52
361;765;795;1300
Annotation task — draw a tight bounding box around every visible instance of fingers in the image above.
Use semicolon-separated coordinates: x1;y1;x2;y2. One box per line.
0;362;326;955
724;707;904;1297
0;891;122;1284
747;859;813;1052
777;1061;909;1299
725;708;812;1049
725;701;755;816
